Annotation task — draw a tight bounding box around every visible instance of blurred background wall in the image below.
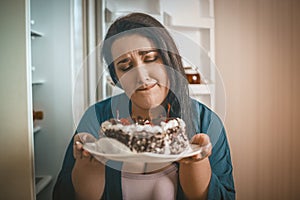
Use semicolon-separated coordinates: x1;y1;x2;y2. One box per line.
215;0;300;199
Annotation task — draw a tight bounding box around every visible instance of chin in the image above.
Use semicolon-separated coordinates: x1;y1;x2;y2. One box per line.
136;101;161;110
131;97;162;110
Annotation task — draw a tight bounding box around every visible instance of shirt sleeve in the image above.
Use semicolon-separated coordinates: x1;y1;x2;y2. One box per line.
207;127;235;200
177;101;235;200
201;104;235;200
52;136;76;200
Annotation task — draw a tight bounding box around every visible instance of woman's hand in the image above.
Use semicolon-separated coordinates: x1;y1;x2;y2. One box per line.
180;133;212;164
72;133;105;200
178;133;212;199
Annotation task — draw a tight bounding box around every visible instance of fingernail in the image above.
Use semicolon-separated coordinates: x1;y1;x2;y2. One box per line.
75;141;82;145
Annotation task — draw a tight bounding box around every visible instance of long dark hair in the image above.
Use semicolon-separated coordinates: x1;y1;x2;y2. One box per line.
101;12;195;137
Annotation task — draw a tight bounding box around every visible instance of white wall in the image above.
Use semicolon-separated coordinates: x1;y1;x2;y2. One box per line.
0;0;35;199
30;0;74;199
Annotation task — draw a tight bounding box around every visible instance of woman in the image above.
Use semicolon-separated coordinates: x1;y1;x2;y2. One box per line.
53;13;235;200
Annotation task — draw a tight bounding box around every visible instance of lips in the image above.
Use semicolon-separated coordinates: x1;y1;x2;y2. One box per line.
136;83;157;91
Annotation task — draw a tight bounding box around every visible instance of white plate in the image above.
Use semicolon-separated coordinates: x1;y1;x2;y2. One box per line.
83;138;211;163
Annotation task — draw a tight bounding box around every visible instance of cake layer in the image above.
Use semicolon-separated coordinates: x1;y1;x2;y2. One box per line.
101;118;190;154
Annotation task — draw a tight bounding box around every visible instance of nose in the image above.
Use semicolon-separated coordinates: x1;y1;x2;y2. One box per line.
135;65;150;84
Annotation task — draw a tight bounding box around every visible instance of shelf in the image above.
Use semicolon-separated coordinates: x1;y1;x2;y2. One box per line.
188;84;212;95
105;0;162;24
35;175;52;195
33;126;41;134
105;9;162;24
31;29;44;38
32;80;45;85
106;0;161;15
164;12;214;29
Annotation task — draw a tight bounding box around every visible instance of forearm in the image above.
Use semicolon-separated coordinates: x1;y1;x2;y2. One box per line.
179;158;211;200
72;160;105;200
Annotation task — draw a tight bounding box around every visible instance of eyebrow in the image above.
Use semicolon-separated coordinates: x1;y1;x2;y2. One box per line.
138;49;158;55
116;49;158;65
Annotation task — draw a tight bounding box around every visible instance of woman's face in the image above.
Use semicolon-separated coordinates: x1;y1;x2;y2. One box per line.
111;34;169;110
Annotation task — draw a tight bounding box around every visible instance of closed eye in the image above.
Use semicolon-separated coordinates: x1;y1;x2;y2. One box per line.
116;58;133;72
118;63;133;72
144;51;159;63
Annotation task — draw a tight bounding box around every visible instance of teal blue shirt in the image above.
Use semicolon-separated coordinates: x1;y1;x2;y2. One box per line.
53;93;235;199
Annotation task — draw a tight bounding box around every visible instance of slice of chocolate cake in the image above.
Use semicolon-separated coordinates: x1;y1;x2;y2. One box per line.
100;117;190;154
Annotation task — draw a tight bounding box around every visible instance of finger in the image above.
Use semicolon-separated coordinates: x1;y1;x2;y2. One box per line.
194;146;212;160
75;143;92;158
73;135;91;159
73;140;83;159
77;132;97;144
179;148;211;164
82;149;91;157
190;133;211;146
73;133;99;162
73;133;95;158
75;141;83;150
180;134;212;164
